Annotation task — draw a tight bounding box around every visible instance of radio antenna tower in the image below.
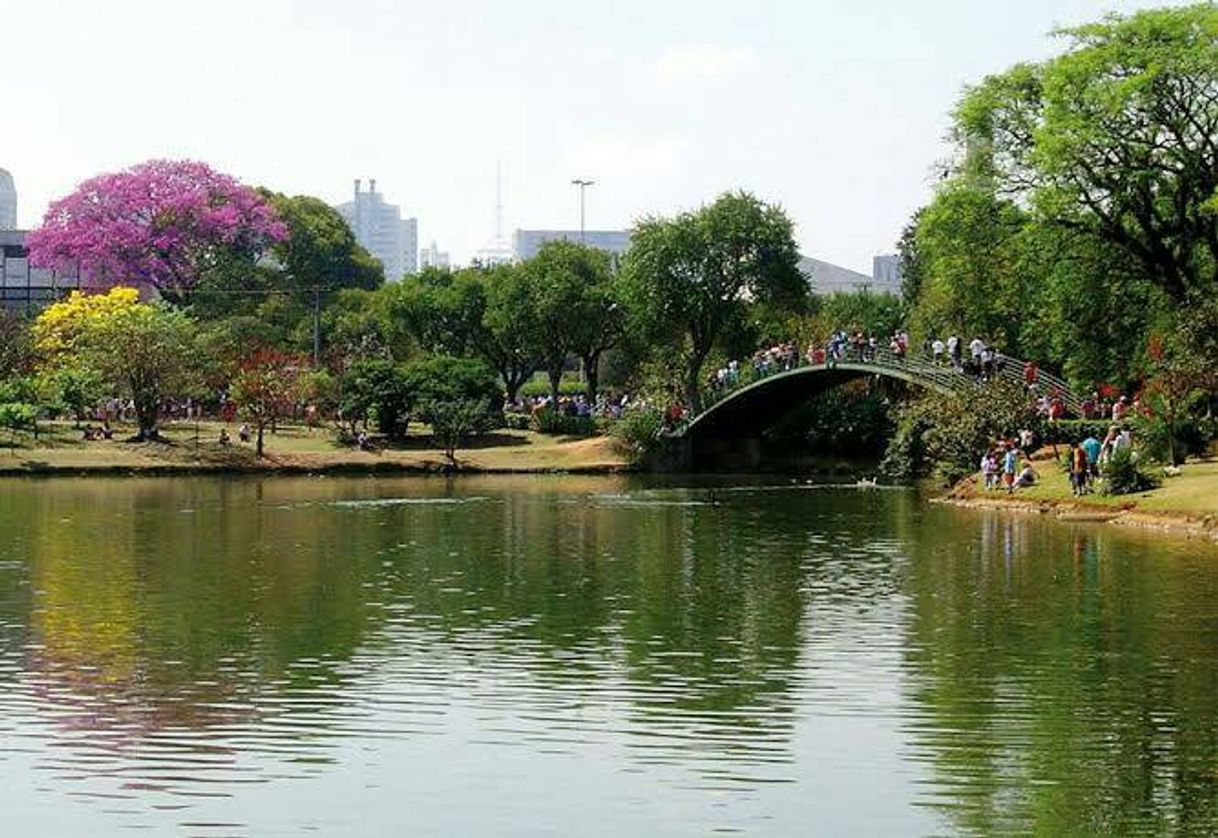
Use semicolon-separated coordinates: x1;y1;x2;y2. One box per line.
475;160;515;266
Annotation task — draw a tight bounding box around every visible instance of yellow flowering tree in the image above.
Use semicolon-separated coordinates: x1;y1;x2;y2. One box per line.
32;287;142;359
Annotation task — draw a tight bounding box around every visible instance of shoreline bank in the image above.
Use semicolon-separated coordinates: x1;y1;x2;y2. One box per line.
0;423;634;478
936;474;1218;543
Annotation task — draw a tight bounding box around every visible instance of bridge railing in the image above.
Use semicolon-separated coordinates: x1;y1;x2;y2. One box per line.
688;348;1085;428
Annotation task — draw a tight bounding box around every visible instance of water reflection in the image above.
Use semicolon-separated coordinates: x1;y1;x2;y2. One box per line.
0;477;1216;834
902;508;1218;835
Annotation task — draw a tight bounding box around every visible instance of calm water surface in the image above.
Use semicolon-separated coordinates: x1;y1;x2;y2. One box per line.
0;475;1216;836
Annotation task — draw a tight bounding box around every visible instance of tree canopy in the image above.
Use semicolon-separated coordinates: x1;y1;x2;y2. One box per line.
621;191;805;410
953;3;1218;303
28;160;286;300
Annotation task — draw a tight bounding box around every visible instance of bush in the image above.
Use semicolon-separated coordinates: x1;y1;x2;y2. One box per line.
1046;420;1113;446
519;376;587;398
338;358;413;437
403;356;504;460
531;406;597;436
882;378;1041;485
1101;446;1160;495
1132;412;1216;465
610;407;664;460
502;413;531;431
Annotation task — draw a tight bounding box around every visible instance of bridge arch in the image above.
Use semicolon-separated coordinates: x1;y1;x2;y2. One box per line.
671;350;1081;470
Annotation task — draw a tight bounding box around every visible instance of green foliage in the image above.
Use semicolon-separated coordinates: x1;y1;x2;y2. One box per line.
77;302;197;437
610;408;665;461
519;376;587;398
1101;446;1160;496
0;377;40;444
262;191;383;290
502;413;532;431
621;191;806;411
817;290;905;339
907;184;1032;351
882;378;1040;484
799;383;895;457
338;358;413;438
403;355;503;462
48;362;106;425
0;310;34;377
521;240;621;404
952;3;1218;304
1045;420;1113;446
531;407;597;437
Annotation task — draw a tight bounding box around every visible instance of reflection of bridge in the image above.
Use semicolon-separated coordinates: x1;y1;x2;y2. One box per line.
669;349;1082;468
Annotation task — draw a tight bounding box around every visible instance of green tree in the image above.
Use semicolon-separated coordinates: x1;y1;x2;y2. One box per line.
818;290;905;339
907;184;1033;352
389;267;486;357
48;361;106;427
621;191;805;411
404;355;503;465
953;4;1218;303
897;208;927;307
77;303;197;440
523;241;620;405
338;358;413;439
481;264;539;404
0;311;34;378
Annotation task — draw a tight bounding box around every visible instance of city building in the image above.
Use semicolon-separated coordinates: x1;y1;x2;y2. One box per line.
1;229;84;312
419;241;450;270
336;179;418;281
871;254;903;294
799;256;892;296
512;229;632;262
0;167;17;230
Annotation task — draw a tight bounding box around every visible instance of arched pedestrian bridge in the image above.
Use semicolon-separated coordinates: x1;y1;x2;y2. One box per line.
668;349;1082;469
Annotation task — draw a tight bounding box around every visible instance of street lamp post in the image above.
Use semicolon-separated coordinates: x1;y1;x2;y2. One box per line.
571;179;594;243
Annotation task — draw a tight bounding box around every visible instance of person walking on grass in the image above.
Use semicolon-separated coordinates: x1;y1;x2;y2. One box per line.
1069;441;1090;496
1002;444;1018;491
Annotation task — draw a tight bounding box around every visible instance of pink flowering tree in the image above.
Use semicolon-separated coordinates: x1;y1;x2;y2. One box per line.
28;160;287;301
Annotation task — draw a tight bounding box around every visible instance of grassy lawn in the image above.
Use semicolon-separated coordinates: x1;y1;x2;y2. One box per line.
960;446;1218;518
0;420;629;474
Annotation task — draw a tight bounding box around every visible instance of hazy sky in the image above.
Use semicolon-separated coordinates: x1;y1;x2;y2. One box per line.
2;0;1186;271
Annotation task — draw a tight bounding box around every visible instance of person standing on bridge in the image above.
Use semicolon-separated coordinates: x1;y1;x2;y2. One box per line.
947;335;962;369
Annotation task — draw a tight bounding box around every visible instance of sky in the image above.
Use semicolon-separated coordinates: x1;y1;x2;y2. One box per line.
1;0;1190;272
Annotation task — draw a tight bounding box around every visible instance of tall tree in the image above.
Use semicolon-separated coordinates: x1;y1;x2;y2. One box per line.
27;160;286;301
907;184;1033;352
953;4;1218;303
481;264;538;404
523;241;620;405
77;301;196;439
621;192;804;411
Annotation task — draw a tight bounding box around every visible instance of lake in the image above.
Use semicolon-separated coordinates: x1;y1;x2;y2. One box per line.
1;475;1216;835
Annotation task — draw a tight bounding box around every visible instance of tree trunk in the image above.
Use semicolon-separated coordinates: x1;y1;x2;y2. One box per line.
135;396;159;440
256;423;265;458
582;353;601;406
685;347;710;415
548;365;563;406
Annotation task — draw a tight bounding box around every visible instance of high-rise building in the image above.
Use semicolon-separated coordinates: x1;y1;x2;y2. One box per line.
512;229;631;261
336;179;418;281
0;167;16;230
419;241;450;270
1;229;84;311
871;254;903;294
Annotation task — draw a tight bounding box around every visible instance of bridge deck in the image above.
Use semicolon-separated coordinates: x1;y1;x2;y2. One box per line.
676;349;1084;437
